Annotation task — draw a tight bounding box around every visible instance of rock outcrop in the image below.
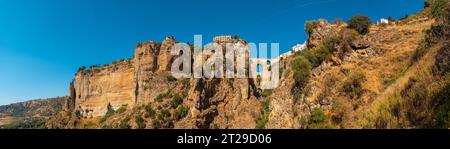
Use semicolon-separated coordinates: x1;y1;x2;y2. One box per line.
157;36;177;71
307;19;345;48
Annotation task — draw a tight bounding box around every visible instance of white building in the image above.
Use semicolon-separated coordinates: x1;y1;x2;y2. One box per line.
278;41;307;60
291;42;307;53
377;18;389;25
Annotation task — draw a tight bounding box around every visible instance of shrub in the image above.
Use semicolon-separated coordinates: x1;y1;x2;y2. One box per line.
227;79;234;89
160;109;170;118
152;119;161;129
256;100;270;129
430;78;450;128
339;28;359;51
342;71;366;98
119;116;131;129
156;91;172;102
255;114;268;129
309;107;326;124
144;104;156;118
77;66;86;72
331;97;352;127
261;100;270;113
136;42;143;48
424;24;445;46
347;15;371;35
156;94;164;102
300;49;319;67
311;44;332;64
171;94;183;108
167;75;177;82
305;20;318;36
135;115;146;129
174;106;189;120
292;56;312;87
262;89;273;97
116;105;127;114
83;122;97;128
308;107;333;129
100;103;115;123
428;0;450;20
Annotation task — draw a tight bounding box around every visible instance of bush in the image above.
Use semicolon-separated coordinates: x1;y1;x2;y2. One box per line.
144;104;156;118
342;71;366;98
298;43;332;67
308;107;333;129
136;42;143;48
331;97;352;127
116;105;127;114
152;119;161;129
100;103;115;123
174;106;189;120
428;0;450;20
430;78;450;128
160;109;170;118
167;75;177;82
311;44;332;64
262;89;273;97
77;66;86;72
261;100;270;113
339;28;359;51
135;115;146;129
309;107;326;124
305;20;318;36
171;94;183;108
292;56;312;87
156;91;172;102
119;116;131;129
255;114;268;129
255;99;270;129
227;79;234;89
347;15;371;35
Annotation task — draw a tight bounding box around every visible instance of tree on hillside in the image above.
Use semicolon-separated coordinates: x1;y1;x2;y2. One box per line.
347;15;371;35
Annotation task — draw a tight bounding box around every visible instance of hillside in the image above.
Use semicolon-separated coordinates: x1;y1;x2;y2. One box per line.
4;0;447;129
0;97;66;128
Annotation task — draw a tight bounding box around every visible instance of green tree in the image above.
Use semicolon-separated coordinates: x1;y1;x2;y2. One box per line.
347;15;371;35
305;20;318;36
100;103;115;123
292;56;312;87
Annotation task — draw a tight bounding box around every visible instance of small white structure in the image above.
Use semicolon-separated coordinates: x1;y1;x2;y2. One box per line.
377;18;389;25
278;41;307;60
292;41;307;53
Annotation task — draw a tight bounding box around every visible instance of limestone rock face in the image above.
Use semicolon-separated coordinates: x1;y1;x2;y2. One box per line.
307;19;344;48
266;64;296;129
68;37;178;118
157;36;177;71
66;80;76;111
134;41;160;104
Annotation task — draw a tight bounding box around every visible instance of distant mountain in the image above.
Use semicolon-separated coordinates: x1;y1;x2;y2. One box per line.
0;97;66;128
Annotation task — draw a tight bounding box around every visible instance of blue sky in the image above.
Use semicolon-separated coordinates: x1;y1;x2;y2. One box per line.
0;0;423;105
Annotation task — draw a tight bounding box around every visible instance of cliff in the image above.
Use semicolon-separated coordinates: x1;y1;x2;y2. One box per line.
45;2;450;129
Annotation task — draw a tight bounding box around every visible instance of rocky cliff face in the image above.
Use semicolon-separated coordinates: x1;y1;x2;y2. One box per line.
73;60;135;117
307;19;346;48
54;36;264;129
47;5;448;129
